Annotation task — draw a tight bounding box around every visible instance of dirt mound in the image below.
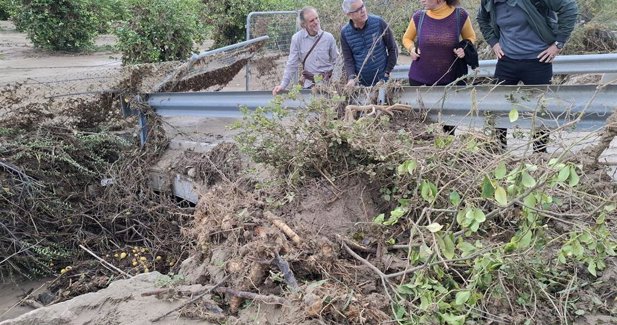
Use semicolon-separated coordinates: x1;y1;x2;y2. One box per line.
164;94;617;324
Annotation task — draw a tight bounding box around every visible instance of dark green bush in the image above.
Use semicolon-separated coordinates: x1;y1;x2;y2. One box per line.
89;0;128;34
0;0;11;20
115;0;206;64
20;0;97;51
204;0;299;48
1;0;24;29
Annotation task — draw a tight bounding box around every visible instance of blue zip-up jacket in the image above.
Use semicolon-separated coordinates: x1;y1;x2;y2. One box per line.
341;15;398;86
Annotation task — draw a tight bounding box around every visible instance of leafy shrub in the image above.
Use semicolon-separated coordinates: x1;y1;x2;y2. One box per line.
20;0;97;51
115;0;206;64
204;0;299;48
0;0;27;31
0;0;11;20
89;0;128;34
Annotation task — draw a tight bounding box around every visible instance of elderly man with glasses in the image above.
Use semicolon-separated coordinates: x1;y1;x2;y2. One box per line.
340;0;398;87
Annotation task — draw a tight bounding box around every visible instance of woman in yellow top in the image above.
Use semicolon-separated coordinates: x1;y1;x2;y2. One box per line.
402;0;476;86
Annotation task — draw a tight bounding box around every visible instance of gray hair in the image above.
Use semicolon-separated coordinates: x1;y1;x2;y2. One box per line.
298;6;317;27
341;0;360;14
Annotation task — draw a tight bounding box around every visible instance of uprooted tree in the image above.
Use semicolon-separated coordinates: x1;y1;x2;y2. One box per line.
178;86;617;324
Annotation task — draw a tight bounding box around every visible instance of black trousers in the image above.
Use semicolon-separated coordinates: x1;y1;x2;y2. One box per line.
494;56;552;153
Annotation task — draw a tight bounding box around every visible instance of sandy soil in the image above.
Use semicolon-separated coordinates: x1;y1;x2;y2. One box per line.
3;18;616;325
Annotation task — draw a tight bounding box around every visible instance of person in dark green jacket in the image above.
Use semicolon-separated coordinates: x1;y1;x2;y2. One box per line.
476;0;578;152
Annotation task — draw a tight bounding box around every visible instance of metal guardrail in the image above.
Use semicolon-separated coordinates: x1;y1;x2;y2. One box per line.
391;53;617;80
148;90;312;117
138;53;617;145
147;84;617;131
398;84;616;131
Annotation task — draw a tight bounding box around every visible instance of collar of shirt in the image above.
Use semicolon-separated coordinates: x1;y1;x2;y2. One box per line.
300;28;322;39
349;17;369;31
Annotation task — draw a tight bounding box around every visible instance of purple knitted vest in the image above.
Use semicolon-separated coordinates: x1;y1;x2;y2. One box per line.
408;8;467;85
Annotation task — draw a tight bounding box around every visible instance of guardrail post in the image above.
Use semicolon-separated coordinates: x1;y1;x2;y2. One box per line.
138;111;148;148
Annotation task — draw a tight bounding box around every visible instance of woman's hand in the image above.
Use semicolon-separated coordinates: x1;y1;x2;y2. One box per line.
410;47;421;61
453;47;465;58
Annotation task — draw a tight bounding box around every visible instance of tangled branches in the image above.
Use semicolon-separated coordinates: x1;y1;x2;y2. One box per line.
193;92;617;324
0;71;189;282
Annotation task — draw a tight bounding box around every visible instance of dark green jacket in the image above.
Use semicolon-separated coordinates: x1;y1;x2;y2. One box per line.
477;0;578;47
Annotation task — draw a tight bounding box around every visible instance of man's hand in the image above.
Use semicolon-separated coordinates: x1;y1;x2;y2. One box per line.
538;43;560;63
346;79;356;87
272;85;283;96
492;43;504;59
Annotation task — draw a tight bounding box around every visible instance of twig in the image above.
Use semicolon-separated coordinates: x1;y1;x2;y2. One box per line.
150;275;229;322
341;242;386;278
536;277;564;323
562;269;576;325
497;271;515;314
274;252;299;291
215;287;287;305
141;288;194;297
79;244;131;279
316;168;342;195
0;281;49;319
264;211;302;245
0;241;41;266
336;234;376;253
384;247;497;279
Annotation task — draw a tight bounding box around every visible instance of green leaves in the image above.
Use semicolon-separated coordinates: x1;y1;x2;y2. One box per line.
436;232;455;259
551;161;581;187
455;291;471;305
442;313;466;325
509;109;519;122
426;223;443;233
457;207;486;232
374;203;409;226
116;0;206;64
494;186;507;206
449;191;461;206
22;0;99;51
397;160;418;176
494;162;507;179
421;180;438;204
481;176;495;198
520;171;536;188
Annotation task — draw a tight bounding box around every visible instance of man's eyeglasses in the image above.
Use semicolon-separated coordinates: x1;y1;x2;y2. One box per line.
349;4;365;14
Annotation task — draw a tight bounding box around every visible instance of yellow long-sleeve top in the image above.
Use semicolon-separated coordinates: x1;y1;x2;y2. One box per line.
402;5;476;54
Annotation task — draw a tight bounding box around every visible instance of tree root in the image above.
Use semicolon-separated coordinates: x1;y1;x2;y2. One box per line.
264;211;302;245
344;104;413;122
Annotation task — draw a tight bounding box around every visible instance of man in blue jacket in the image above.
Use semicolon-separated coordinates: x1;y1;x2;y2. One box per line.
340;0;398;87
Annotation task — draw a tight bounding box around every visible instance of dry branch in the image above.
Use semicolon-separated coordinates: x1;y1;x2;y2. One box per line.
79;245;131;279
150;275;229;322
264;211;302;245
274;252;299;291
215;287;287;305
